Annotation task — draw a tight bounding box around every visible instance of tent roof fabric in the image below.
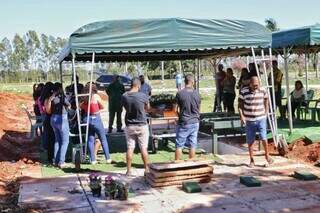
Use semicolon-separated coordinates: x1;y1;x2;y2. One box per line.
59;18;271;62
272;24;320;50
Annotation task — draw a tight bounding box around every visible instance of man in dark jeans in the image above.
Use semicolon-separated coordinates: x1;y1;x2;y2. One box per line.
106;75;125;133
175;74;201;160
121;77;150;176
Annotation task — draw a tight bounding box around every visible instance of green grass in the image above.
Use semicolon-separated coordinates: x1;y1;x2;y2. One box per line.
41;138;219;177
0;83;33;94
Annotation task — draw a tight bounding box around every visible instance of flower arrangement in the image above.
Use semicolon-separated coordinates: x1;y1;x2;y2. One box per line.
88;173;102;197
104;175;128;200
149;94;176;109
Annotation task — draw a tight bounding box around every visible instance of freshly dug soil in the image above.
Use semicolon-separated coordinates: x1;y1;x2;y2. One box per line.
287;140;320;163
0;92;42;212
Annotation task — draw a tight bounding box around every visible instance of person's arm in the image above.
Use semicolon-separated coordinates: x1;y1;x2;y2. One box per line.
238;90;246;125
106;85;111;95
121;84;125;94
264;90;269;115
96;94;104;110
44;96;54;114
148;85;152;96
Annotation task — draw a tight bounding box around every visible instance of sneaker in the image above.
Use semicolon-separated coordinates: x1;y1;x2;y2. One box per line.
117;129;124;133
58;163;67;169
106;159;112;164
108;128;113;133
91;161;97;165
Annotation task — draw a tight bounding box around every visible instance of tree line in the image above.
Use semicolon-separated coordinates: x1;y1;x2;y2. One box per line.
0;31;67;83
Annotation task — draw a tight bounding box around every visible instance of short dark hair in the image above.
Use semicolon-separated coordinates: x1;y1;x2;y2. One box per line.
184;74;194;85
272;60;278;66
131;77;141;88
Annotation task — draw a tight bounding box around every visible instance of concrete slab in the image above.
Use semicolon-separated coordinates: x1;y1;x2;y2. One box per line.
19;154;320;213
19;175;90;212
181;203;258;213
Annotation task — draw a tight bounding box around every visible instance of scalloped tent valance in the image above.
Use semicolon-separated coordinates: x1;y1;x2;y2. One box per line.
59;18;271;62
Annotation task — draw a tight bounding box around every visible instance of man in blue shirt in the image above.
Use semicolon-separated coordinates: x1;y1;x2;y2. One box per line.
139;75;152;96
175;72;183;91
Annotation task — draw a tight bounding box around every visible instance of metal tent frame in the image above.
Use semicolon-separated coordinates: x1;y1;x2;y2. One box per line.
272;24;320;132
59;18;276;161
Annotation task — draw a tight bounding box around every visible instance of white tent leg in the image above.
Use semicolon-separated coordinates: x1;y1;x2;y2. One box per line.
305;52;309;91
197;59;201;92
161;61;164;84
284;48;293;133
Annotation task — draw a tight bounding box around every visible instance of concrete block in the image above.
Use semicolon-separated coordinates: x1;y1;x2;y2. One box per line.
240;176;261;187
294;170;318;181
182;181;202;193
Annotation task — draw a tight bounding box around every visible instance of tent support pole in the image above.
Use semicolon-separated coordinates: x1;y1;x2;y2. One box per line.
317;53;319;78
59;62;63;85
197;59;200;92
161;61;164;83
284;48;293;133
305;47;309;91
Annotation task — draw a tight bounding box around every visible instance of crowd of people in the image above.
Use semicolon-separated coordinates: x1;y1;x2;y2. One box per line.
31;61;311;172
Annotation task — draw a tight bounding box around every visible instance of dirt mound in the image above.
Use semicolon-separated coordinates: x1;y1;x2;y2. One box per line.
0;92;41;212
287;140;320;163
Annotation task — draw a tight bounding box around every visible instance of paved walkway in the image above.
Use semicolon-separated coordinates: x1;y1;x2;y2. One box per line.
19;155;320;213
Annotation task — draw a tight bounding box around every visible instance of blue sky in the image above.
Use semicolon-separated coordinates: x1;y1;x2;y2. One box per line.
1;0;320;39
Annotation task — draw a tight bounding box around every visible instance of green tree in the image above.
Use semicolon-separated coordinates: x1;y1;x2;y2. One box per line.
12;34;29;71
26;30;40;71
265;18;280;32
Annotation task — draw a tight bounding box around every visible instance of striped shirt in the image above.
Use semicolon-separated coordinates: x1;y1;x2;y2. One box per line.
239;86;268;121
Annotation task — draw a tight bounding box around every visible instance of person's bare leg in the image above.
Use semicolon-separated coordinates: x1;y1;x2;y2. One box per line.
94;139;101;160
175;148;182;161
140;148;149;173
248;143;255;167
189;148;196;159
262;140;273;164
126;149;134;175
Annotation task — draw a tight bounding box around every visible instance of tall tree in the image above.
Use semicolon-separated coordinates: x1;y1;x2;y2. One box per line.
26;30;41;70
265;18;280;32
12;34;28;71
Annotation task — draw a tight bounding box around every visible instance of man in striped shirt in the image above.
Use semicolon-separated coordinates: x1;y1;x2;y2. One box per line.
239;76;274;167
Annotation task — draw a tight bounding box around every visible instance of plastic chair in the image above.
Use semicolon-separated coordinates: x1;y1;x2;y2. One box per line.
297;90;315;120
21;105;43;139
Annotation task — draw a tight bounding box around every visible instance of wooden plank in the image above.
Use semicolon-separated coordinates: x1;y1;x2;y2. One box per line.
146;176;211;187
147;173;212;183
149;159;214;171
149;166;213;178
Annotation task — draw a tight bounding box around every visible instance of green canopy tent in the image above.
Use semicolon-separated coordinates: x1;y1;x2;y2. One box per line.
272;24;320;132
58;18;272;160
59;18;271;62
